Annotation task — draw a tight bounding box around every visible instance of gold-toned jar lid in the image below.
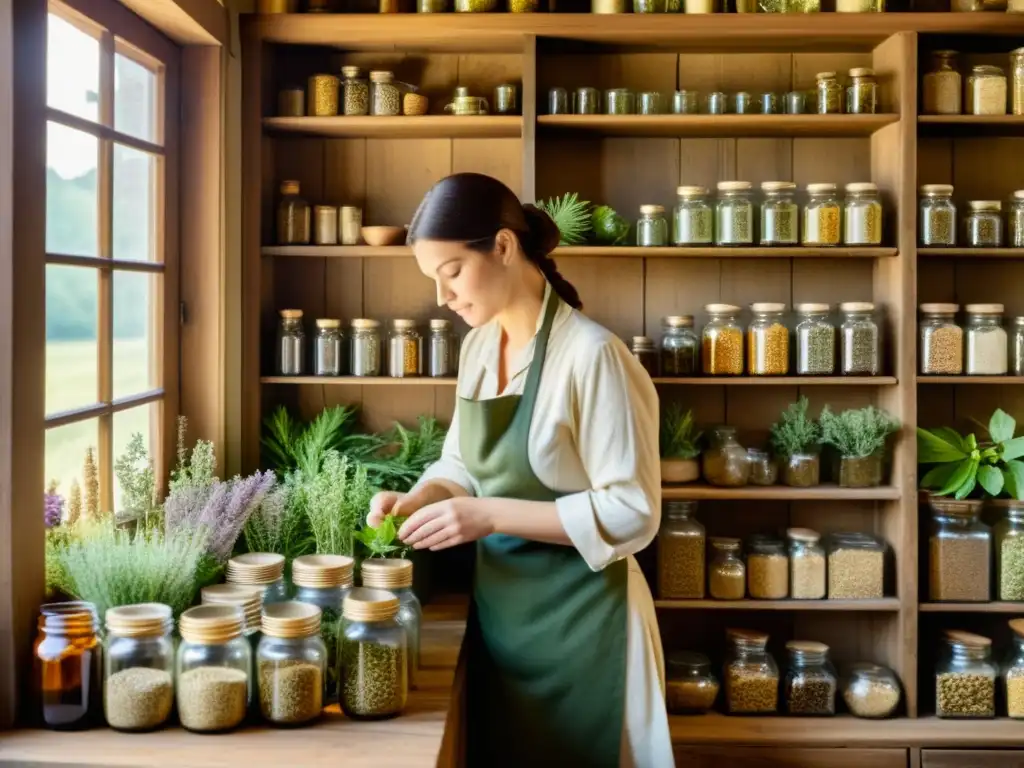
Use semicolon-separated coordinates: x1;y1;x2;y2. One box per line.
105;603;173;638
787;640;829;655
920;302;959;314
839;301;874;312
314;204;336;215
392;318;417;330
704;303;741;315
280;180;301;195
292;554;355;588
226;552;285;586
845;182;878;194
201;584;264;630
750;302;786;313
316;318;341;329
727;628;769;645
717;181;752;192
369;70;395;83
965;302;1004;315
261;601;322;639
341;65;361;78
361;558;413;589
970;64;1004;76
179;604;244;644
343;587;400;623
932;49;959;58
710;536;741;551
795;302;830;313
944;629;991;648
787;527;820;544
761;181;796;192
352;318;381;330
920;184;953;196
631;335;655;347
279;309;303;320
806;182;838;194
676;185;708;197
1013;189;1024;200
430;318;452;330
815;71;837;80
928;495;983;515
849;67;875;78
663;315;694;328
639;204;665;215
968;200;1001;211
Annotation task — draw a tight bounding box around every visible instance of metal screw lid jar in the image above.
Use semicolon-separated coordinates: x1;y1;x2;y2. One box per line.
787;528;826;600
702;303;744;375
630;335;658;376
227;552;289;605
35;602;102;730
665;651;719;715
291;555;354;703
966;65;1007;116
657;500;706;599
919;184;956;246
844;182;882;245
103;604;175;732
803;183;841;246
341;65;369;116
923;50;962;115
724;629;779;714
794;303;835;375
1013;316;1024;376
815;71;842;114
314;318;344;376
747;302;789;376
839;301;879;375
369;71;401;116
965;200;1003;247
340;588;409;720
277;309;305;376
388;319;422;378
715;181;753;246
935;630;997;719
351;318;382;377
361;559;422;690
637;204;668;247
843;663;901;719
919;303;963;375
760;181;798;246
709;537;745;600
660;315;698;376
277;180;310;245
1010;189;1024;247
846;67;877;114
428;318;456;377
928;497;990;602
965;303;1007;375
672;186;713;245
784;640;836;716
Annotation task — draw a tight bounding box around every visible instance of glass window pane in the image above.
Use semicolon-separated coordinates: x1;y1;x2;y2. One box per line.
45;418;99;523
113;144;157;262
46;122;98;257
113;270;156;399
47;13;100;123
115;52;158;144
46;265;98;416
113;403;156;520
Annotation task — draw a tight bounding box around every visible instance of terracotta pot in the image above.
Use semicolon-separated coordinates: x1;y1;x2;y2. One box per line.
661;457;700;484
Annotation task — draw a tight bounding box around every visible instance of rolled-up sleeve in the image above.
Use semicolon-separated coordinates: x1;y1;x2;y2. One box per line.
556;339;662;572
413;403;477;496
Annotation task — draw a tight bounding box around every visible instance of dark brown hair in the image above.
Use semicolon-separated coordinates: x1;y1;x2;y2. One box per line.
407;173;582;310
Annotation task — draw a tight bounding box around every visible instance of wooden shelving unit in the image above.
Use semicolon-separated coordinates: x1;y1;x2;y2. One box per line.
261;245;897;258
263;115;523;139
656;598;900;611
661;483;900;501
537;113;898;137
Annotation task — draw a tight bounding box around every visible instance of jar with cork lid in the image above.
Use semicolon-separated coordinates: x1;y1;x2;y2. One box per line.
277;180;310;245
200;583;264;658
815;72;843;114
846;68;877;114
257;602;327;727
724;629;779;714
35;602;102;730
844;182;883;245
103;604;175;732
351;319;383;377
291;554;354;703
227;552;290;605
803;183;841;246
966;65;1007;116
715;182;754;245
923;50;962;115
340;588;409;719
637;205;668;246
965;303;1008;375
341;65;369;116
672;186;713;245
839;302;880;375
784;641;836;716
760;182;798;246
702;304;744;375
314;318;344;377
388;319;422;378
1003;619;1024;718
361;558;422;690
935;630;997;719
920;303;963;375
920;184;957;246
787;528;826;600
660;315;698;376
794;303;835;375
370;71;401;116
747;302;789;376
965;200;1003;247
709;537;746;600
277;309;305;377
929;497;990;602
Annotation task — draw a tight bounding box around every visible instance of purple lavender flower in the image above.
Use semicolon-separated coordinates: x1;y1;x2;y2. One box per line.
44;489;64;528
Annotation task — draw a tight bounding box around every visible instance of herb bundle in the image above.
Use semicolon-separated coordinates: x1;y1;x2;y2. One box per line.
819;405;899;459
770;397;822;459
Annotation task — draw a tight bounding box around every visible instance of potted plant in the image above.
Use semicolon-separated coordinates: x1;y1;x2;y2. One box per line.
770;397;822;488
660;404;702;484
819;405;900;488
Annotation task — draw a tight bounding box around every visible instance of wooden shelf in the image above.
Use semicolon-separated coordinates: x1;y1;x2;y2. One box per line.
918;376;1024;385
920;602;1024;614
261;376;457;386
661;483;899;501
263;115;522;139
655;598;899;611
261;245;896;259
918;114;1024;136
919;247;1024;258
538;113;898;138
653;376;896;386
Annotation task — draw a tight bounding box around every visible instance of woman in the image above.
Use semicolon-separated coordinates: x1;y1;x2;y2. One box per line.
367;173;673;768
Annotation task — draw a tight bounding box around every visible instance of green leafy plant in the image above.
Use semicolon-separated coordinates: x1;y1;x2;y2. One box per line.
114;433;159;529
819;405;900;459
535;193;591;246
305;451;376;557
770;397;822;459
356;515;411;559
262;405;363;476
660;404;702;460
918;408;1024;500
359;417;447;491
591;205;630;246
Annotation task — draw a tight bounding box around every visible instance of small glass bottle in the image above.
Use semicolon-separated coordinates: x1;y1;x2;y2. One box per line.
760;92;780;114
657;500;706;599
314;318;344;376
630;336;659;376
787;527;826;600
965;200;1003;247
388;319;422;378
724;629;779;715
747;302;789;376
637;204;668;247
341;65;369;116
709;537;746;599
794;303;835;375
35;603;102;730
340;588;409;720
785;90;806;114
803;183;841;246
1004;619;1024;718
573;87;600;115
702;303;744;375
672;90;701;115
672;186;713;245
257;602;327;727
227;552;290;605
919;303;963;375
351;318;383;377
846;67;877;114
660;315;699;376
428;318;456;378
843;663;901;719
277;309;305;376
929;497;990;602
920;184;957;246
733;91;755;115
702;426;750;487
815;71;843;114
369;71;401;116
839;301;880;375
844;182;883;245
605;88;635;115
715;181;754;246
1010;190;1024;247
747;536;788;600
176;605;253;733
827;532;885;599
665;652;720;714
935;630;997;719
548;87;569;115
291;554;354;703
922;50;962;115
104;604;175;732
706;91;728;115
966;65;1007;116
760;181;798;246
1013;316;1024;376
361;559;422;691
277;180;311;245
965;303;1008;375
784;641;836;716
639;91;664;115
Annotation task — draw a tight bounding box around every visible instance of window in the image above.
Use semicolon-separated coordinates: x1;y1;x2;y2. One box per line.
44;0;178;518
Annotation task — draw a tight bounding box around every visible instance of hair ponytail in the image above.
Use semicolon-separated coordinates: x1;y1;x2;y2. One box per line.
521;204;582;310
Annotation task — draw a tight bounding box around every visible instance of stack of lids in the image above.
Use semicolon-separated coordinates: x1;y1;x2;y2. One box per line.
105;603;173;638
201;584;264;632
226;552;285;586
261;601;321;639
179;604;245;644
291;554;355;589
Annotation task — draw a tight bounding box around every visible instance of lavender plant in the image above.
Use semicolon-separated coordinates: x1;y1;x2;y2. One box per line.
44;480;64;528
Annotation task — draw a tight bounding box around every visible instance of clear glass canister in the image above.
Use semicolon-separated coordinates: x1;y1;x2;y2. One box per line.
257;602;327;727
747;302;789;376
715;181;754;245
428;318;456;378
341;65;369;116
965;200;1003;247
733;92;755;115
351;318;382;377
548;87;569;115
1013;48;1024;116
176;605;252;733
923;50;962;115
839;302;880;375
815;71;843;114
104;604;174;732
35;603;102;730
227;552;290;605
672;90;701;115
709;537;746;599
936;630;997;718
827;532;884;599
724;629;779;714
843;663;901;719
928;497;990;602
702;425;750;487
388;319;422;378
639;91;664;115
993;500;1024;601
630;336;658;377
760;181;798;246
784;641;836;716
1011;189;1024;247
199;584;264;671
706;91;727;115
794;303;835;375
702;304;744;375
747;447;778;486
361;559;422;690
1005;620;1024;718
340;588;408;719
846;68;877;114
1014;316;1024;376
672;186;713;245
919;303;963;375
967;65;1007;116
760;92;780;114
657;500;706;599
785;90;806;114
788;527;825;600
660;315;699;376
747;535;789;599
314;318;344;376
369;71;401;116
803;183;841;246
277;180;310;245
277;310;305;377
605;88;635;115
637;205;668;247
844;182;882;245
920;184;957;246
965;303;1007;375
573;87;600;115
291;554;354;704
634;0;667;11
666;652;720;714
782;450;820;488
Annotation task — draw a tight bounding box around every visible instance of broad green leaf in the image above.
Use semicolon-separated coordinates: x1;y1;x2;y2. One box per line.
955;469;978;500
920;462;959;490
978;464;1005;497
1004;460;1024;501
990;408;1017;443
917;428;969;464
1001;437;1024;462
937;457;976;497
930;427;967;452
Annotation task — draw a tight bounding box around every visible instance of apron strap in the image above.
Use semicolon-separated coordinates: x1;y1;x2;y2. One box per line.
515;286;561;425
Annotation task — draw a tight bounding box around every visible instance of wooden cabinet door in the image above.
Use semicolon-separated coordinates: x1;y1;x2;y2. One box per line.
673;747;908;768
923;750;1024;768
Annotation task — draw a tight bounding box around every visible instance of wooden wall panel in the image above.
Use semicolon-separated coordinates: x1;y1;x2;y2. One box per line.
558;257;643;340
365;139;452;226
451;138;522;197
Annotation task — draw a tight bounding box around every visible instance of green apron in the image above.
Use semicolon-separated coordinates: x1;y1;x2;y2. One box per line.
460;290;629;767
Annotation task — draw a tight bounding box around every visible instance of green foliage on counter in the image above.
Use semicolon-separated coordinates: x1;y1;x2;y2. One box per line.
660;404;702;460
819;405;900;459
591;205;630;246
535;193;591;246
770;397;821;459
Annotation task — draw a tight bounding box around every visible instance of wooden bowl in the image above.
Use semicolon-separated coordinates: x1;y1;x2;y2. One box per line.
403;93;429;116
361;225;406;247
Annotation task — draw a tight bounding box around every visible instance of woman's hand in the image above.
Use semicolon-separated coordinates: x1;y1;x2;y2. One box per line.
366;481;456;528
398;497;494;551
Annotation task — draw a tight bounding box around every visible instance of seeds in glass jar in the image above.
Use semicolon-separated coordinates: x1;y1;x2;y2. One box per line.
929;537;990;601
1000;537;1024;601
344;82;369;116
968;216;1001;246
710;567;745;599
748;323;789;375
843;326;878;374
372;84;400;116
673;208;713;245
761;206;797;245
828;548;883;599
658;536;705;599
307;75;339;117
320;607;342;700
844;678;900;718
726;669;778;713
702;327;743;375
797;325;835;374
259;659;323;725
748;553;788;599
666;679;719;713
790;552;825;599
936;672;994;717
922;207;955;246
104;667;173;731
786;674;835;715
1007;672;1024;718
177;667;248;732
922;326;963;374
845;202;882;245
803;206;841;245
341;640;407;718
716;205;752;245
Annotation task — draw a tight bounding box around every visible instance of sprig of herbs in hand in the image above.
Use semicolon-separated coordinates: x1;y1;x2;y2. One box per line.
356;515;411;559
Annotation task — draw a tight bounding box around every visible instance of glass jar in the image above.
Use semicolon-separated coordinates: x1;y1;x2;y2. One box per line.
257;602;327;727
634;0;667;11
922;50;962;115
35;603;102;730
794;303;835;375
747;448;778;486
1014;316;1024;376
176;605;252;733
706;91;728;115
827;532;885;599
840;301;880;375
747;302;789;376
388;319;422;378
103;604;174;732
307;74;339;117
702;426;750;486
341;65;369;116
1011;190;1024;247
837;451;884;488
361;559;422;690
724;629;779;714
277;180;310;245
672;90;701;115
785;90;806;114
747;536;789;599
965;303;1008;375
340;588;408;719
803;183;841;246
919;184;957;246
573;87;600;115
1004;621;1024;718
314;318;344;376
783;451;820;488
709;537;746;599
227;553;290;605
639;91;664;115
637;204;668;247
815;71;843;114
455;0;499;11
702;304;744;375
369;71;401;116
936;631;997;718
966;65;1007;116
788;527;826;600
843;663;901;719
657;500;706;599
605;88;635;115
1013;48;1024;116
760;181;798;246
920;303;963;375
200;584;264;677
846;67;877;114
428;318;456;378
784;641;836;716
715;181;754;245
277;309;305;376
313;205;338;245
965;200;1003;247
928;497;990;602
630;336;658;377
351;318;383;377
760;92;780;114
992;501;1024;601
844;182;882;245
672;186;713;245
660;315;699;376
733;92;755;115
548;87;569;115
666;652;720;714
291;554;354;704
